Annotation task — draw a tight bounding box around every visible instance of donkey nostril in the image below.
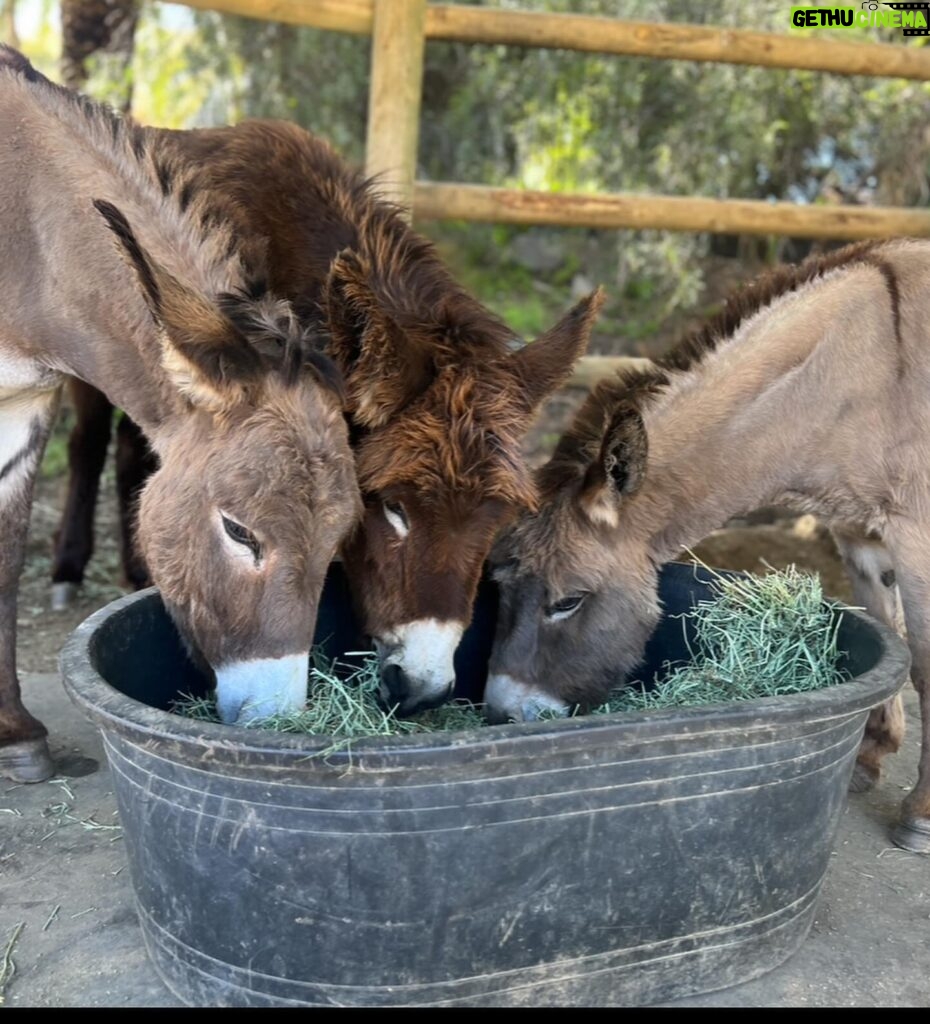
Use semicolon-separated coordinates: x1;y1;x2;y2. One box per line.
380;663;409;706
486;704;512;726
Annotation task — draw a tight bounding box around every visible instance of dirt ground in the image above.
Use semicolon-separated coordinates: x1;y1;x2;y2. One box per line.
1;395;927;1007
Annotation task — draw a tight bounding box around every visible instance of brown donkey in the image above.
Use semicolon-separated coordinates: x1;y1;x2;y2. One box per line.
50;379;155;607
143;121;601;715
0;48;360;781
488;239;930;853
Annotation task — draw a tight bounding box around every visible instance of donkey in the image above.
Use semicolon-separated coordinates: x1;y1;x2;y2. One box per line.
50;379;155;608
0;48;360;781
123;120;600;716
46;123;599;713
487;238;930;854
50;0;154;610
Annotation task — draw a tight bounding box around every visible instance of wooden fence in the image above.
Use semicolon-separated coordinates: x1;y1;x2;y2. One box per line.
179;0;930;379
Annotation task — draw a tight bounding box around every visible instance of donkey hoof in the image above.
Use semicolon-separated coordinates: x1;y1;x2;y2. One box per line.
50;581;79;612
849;762;880;794
891;817;930;855
0;738;56;783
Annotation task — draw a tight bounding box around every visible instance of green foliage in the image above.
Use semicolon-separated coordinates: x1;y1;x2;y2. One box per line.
133;12;222;128
11;0;930;341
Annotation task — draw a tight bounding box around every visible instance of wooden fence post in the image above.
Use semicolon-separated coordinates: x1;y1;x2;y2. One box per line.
365;0;427;221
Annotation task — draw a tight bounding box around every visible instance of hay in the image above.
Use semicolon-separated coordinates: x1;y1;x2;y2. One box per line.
0;922;24;1005
598;564;851;713
173;565;851;738
172;647;485;754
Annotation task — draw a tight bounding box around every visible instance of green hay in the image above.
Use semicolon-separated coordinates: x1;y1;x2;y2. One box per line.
597;564;852;714
172;647;485;752
172;565;852;739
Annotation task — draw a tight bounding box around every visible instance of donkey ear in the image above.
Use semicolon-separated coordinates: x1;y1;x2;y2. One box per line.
509;288;604;412
93;199;261;412
323;248;432;428
579;403;648;527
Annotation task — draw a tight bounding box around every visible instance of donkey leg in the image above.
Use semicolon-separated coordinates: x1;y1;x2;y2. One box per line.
115;411;157;589
832;528;906;793
0;388;60;782
50;379;113;610
884;528;930;853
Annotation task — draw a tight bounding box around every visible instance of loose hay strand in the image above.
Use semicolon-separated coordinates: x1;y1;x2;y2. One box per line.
42;905;60;933
0;922;24;1005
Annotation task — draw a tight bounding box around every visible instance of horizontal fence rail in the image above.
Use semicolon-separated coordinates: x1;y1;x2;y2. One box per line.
182;0;930;80
176;0;930;383
567;355;652;388
413;182;930;240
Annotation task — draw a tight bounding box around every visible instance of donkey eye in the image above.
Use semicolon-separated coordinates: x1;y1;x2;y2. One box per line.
545;593;588;621
383;501;409;538
222;514;261;558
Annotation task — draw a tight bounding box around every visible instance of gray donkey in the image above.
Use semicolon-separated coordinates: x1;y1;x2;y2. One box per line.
0;47;360;782
488;239;930;854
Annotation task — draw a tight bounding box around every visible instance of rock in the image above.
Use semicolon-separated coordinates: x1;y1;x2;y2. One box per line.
570;272;595;302
507;228;566;274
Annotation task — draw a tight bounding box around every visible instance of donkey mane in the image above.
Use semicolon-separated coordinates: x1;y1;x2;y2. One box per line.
217;289;342;395
1;48;257;287
660;239;896;372
354;366;540;507
162;120;518;357
541;239;903;499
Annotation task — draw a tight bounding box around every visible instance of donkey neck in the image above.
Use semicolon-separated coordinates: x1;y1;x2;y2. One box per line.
629;263;891;562
1;75;249;435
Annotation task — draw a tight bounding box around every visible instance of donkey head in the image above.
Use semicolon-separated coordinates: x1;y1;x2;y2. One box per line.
324;250;603;714
95;201;361;725
485;374;664;723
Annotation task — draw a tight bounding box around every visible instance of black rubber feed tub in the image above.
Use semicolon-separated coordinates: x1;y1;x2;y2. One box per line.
60;562;909;1007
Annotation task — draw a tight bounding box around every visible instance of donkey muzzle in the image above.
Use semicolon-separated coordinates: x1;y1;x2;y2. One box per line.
484;673;571;724
214;652;309;725
374;618;464;716
379;664;454;716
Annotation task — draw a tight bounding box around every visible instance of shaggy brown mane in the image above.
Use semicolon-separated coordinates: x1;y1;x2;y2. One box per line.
155;121;518;358
354;362;540;509
659;240;891;373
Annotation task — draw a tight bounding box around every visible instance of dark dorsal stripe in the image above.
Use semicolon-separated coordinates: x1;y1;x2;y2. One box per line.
863;255;902;347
